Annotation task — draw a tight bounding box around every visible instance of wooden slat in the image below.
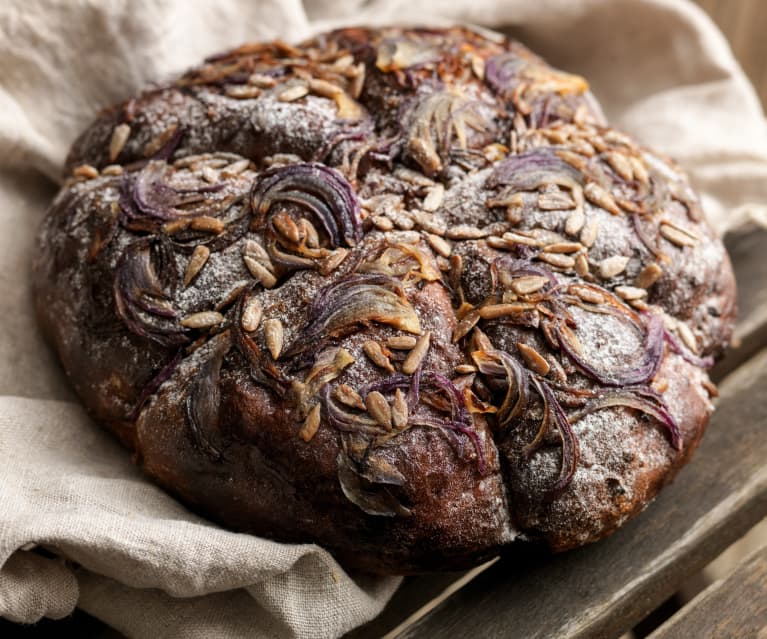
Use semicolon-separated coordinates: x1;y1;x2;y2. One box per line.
712;226;767;381
395;345;767;639
648;543;767;639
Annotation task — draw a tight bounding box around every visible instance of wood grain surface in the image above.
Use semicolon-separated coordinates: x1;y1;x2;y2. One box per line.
648;543;767;639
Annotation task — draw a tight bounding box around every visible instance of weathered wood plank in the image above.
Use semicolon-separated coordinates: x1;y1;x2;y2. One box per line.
712;226;767;381
648;543;767;639
396;346;767;639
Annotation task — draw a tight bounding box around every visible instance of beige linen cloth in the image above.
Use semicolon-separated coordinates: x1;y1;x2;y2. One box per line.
0;0;765;637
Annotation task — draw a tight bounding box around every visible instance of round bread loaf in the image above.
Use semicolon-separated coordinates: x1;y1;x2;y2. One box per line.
34;26;736;574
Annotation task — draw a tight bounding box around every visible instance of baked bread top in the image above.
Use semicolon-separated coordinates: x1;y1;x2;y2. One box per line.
34;26;735;574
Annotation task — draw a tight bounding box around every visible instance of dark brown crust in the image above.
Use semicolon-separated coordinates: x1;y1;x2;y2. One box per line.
33;26;736;574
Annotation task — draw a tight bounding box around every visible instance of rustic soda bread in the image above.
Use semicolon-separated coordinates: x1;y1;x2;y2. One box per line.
34;26;736;574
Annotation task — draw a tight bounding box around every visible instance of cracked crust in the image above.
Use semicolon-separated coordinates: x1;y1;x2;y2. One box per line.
34;26;735;574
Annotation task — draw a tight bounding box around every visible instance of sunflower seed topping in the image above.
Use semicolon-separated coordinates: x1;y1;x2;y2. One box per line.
479;303;534;319
584;182;621;215
180;311;224;329
109;123;131;162
615;285;647;301
538;252;576;269
391;389;409;429
511;275;549;295
335;384;366;410
579;218;600;247
299;404;322;442
422;184;445;212
244;256;277;288
372;215;394;231
278;83;309;102
660;222;699;247
543;241;582;254
402;331;431;374
366;391;392;430
241;298;263;332
183;245;211;287
446;225;488;240
574;253;590;277
678;322;698;353
606;151;634;181
363;340;395;372
455;364;477;375
425;233;452;257
538;190;575;211
636;262;663;288
264;318;284;359
564;207;586;235
517;342;550;376
598;255;629;279
386;335;418;350
190;216;225;234
73;164;99;179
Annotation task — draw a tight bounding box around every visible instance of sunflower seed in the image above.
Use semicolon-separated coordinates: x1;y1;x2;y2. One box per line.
402;331;431;374
606;151;634;181
570;284;604;304
309;78;343;97
273;212;301;243
330;54;354;72
557;149;588;171
244;256;277;288
240;297;263;332
615;285;647;301
335;384;366;410
558;324;584;355
73;164;99;179
630;156;649;184
511;275;549;295
365;391;392;430
143;124;179;157
363;340;395;372
183;245;211;287
264;318;284;359
454;364;477;375
242;239;270;262
598;255;629;279
180;311;223;329
479;303;534;319
249;73;278;88
221;159;251;177
678;322;698;353
630;299;649;311
660;222;699;247
571;138;596;157
543;241;582;254
471;55;485;80
564;207;585;235
319;248;348;275
299;219;320;248
394;167;434;186
391;389;408;429
101;164;124;176
386;335;418;350
579;218;600;247
372;215;394;231
452;310;480;342
517;343;550;376
422;184;445;212
584;182;621;215
190;216;224;234
201;166;218;184
446;225;488;240
299;404;322;442
278;84;309;102
574;253;590;277
496;231;541;248
109;123;131;162
636;262;663;288
425;233;452;257
225;85;262;99
538;190;575;211
412;210;446;235
538;252;576;269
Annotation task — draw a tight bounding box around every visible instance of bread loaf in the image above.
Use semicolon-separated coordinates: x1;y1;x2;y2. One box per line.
33;26;736;574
